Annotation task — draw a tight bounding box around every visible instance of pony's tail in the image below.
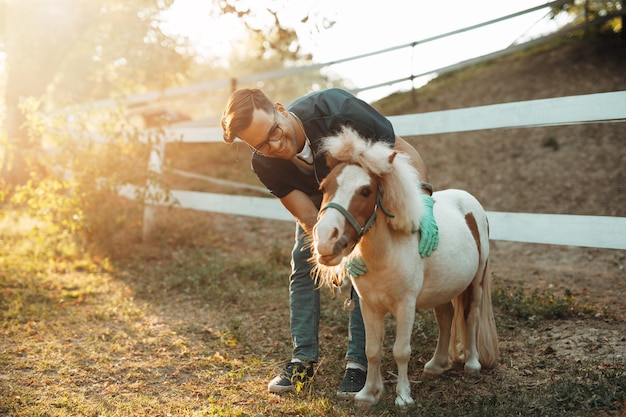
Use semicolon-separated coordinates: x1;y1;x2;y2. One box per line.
476;260;499;368
450;259;499;368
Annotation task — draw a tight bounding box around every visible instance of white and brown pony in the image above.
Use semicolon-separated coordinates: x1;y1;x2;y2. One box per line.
312;127;499;408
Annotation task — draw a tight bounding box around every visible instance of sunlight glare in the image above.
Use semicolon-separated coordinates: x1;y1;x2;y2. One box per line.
160;0;246;62
160;0;573;100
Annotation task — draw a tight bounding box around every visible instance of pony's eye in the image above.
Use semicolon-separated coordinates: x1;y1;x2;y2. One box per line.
360;187;373;198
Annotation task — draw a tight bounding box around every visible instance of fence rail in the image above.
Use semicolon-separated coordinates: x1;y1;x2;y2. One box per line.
139;91;626;251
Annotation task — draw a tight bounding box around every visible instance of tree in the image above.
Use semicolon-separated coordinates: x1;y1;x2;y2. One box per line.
552;0;623;33
217;0;340;101
0;0;340;187
2;0;96;185
1;0;189;187
219;1;311;62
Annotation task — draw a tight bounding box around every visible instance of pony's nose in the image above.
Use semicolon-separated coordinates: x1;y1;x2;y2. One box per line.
313;223;342;257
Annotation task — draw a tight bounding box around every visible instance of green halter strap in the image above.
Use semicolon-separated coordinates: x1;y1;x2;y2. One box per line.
320;186;395;240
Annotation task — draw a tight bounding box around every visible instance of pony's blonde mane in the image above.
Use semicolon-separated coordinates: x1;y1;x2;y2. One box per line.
312;126;425;290
320;126;424;234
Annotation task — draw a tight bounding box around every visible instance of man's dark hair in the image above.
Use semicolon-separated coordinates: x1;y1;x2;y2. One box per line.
221;88;274;143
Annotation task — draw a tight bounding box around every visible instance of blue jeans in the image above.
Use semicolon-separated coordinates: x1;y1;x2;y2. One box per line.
289;223;367;368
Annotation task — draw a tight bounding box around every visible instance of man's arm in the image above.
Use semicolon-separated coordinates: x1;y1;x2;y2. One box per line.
280;189;319;234
394;136;428;181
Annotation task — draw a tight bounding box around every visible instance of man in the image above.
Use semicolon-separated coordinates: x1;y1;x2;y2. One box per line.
221;88;438;398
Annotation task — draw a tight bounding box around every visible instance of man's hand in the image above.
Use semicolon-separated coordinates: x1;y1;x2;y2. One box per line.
418;194;439;257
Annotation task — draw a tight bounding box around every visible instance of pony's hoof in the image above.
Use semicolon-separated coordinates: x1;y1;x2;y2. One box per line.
395;395;415;408
423;360;449;376
423;367;443;377
464;359;481;376
355;391;379;410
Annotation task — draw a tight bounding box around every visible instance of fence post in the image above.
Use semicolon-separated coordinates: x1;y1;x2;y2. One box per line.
142;140;165;241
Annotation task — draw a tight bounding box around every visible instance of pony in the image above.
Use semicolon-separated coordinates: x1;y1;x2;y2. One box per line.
311;127;499;408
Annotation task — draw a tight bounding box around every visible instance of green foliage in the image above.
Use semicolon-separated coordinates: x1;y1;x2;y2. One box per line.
8;178;84;264
553;0;623;33
554;0;623;20
2;99;176;261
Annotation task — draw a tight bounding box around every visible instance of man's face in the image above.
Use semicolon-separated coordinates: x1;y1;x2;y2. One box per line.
238;107;299;159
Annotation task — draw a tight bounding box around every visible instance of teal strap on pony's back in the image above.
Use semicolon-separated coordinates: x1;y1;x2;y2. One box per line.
417;194;439;257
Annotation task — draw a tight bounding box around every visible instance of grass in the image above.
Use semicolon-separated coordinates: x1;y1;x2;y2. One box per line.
1;210;625;416
492;286;603;325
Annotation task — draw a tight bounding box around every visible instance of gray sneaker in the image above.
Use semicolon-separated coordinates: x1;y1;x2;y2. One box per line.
268;361;315;393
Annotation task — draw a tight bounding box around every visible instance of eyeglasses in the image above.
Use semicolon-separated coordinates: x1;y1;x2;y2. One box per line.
251;109;284;155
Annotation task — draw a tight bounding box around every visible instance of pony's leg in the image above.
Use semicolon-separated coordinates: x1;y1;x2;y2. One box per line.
464;284;482;375
354;302;385;409
392;301;416;407
424;302;453;375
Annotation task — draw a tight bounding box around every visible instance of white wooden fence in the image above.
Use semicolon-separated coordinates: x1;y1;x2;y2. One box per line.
135;91;626;251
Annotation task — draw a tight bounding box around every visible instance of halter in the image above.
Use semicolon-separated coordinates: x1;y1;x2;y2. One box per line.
319;185;395;241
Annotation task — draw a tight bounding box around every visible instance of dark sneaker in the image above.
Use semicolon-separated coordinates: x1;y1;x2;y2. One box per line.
268;361;315;394
336;367;367;399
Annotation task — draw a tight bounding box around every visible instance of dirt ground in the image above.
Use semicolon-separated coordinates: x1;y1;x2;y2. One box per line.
168;36;626;374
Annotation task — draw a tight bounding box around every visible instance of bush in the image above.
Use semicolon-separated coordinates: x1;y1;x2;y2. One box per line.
2;100;176;263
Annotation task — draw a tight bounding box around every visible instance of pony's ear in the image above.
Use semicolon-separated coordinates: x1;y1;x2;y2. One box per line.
388;151;398;164
325;152;341;169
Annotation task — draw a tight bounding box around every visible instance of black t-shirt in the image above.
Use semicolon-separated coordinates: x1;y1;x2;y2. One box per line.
251;88;395;199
